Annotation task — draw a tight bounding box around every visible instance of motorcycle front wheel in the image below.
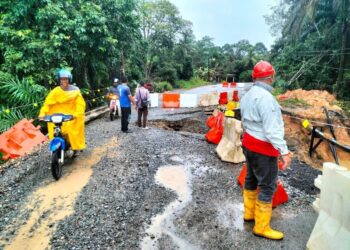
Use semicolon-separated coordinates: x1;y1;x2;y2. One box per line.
110;109;116;121
51;149;63;180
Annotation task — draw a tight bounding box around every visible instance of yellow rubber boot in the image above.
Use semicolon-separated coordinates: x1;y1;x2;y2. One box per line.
253;200;284;240
243;189;258;222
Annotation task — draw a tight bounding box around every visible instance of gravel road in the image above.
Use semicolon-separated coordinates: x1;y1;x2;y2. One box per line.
0;107;320;250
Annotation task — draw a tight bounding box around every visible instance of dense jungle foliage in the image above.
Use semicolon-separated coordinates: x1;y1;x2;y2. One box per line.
0;0;349;132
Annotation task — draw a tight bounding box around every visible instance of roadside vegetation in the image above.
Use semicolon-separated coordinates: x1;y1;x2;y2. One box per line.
279;98;311;109
177;77;208;89
0;0;349;130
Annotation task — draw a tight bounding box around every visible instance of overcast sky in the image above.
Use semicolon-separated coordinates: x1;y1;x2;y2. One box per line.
168;0;279;49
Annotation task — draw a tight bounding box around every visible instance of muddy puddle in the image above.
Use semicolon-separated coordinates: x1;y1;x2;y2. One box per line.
149;118;208;134
1;137;118;250
141;165;198;250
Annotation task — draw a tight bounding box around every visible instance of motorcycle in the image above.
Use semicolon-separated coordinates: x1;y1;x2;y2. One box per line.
42;113;74;180
108;94;121;121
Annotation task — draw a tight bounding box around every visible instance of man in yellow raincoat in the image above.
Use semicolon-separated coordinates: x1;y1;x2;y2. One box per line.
39;69;86;152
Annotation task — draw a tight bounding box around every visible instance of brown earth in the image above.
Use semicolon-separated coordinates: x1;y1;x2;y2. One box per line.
278;89;350;170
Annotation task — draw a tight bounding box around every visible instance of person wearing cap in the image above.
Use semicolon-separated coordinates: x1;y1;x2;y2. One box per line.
240;61;292;240
39;69;86;153
107;78;119;97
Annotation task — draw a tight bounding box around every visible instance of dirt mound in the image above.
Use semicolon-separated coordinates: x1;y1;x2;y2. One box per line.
278;89;350;170
279;89;342;119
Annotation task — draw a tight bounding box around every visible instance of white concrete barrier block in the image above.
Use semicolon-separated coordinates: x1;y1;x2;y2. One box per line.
149;93;159;107
199;94;209;107
323;162;348;171
180;94;198;108
199;93;219;106
208;93;219;106
312;198;320;213
307;162;350;250
314;175;322;190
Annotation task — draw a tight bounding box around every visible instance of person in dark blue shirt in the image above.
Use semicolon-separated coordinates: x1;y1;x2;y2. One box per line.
118;76;135;132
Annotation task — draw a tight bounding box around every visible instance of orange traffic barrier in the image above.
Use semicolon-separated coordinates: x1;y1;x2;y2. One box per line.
230;82;237;88
222;81;229;87
162;93;180;108
219;92;228;105
0;119;48;160
237;161;288;207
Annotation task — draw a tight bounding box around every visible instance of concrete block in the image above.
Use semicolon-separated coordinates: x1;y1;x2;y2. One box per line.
150;93;159;107
307;162;350;250
180;94;198;108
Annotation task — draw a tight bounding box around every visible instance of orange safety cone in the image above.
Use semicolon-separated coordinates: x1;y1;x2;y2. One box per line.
222;81;229;87
272;180;289;207
0;119;48;160
237;161;288;208
230;82;237;88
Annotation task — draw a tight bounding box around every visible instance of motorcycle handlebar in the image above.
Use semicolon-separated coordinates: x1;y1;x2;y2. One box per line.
39;114;74;123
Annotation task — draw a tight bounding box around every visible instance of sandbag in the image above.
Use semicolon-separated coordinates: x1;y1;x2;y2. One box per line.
206;116;216;128
205;111;224;144
205;127;224;144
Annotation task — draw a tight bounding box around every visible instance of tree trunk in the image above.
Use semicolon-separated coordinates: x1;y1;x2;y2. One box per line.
120;50;126;77
143;61;149;79
143;46;152;79
335;0;350;99
84;65;89;87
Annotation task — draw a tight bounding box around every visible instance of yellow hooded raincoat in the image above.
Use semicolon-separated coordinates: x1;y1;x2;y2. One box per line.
39;86;86;150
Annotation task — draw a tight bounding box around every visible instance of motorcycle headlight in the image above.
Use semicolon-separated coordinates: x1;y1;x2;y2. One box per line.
51;115;63;123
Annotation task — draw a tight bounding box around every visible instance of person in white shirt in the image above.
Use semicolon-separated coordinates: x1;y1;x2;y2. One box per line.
240;60;292;240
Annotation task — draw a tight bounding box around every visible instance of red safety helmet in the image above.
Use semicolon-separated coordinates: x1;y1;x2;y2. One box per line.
252;61;275;79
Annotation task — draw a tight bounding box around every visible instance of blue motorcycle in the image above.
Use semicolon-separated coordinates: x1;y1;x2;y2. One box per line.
42;113;74;180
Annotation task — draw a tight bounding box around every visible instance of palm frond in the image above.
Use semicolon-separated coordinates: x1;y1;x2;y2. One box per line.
0;110;25;133
0;77;48;107
306;0;319;20
284;0;320;38
332;0;343;13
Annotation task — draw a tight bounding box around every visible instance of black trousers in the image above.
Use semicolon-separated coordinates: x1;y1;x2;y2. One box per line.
121;107;131;132
137;107;148;128
242;146;278;203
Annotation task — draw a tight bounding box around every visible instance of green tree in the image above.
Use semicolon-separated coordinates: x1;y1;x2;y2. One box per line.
266;0;350;99
139;0;193;84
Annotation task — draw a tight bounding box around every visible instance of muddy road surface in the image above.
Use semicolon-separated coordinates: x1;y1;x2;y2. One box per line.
0;107;320;249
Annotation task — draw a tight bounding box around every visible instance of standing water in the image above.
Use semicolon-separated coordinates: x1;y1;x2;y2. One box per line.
1;137;118;250
141;165;198;250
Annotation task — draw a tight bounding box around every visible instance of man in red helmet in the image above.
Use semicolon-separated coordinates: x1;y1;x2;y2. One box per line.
240;60;292;240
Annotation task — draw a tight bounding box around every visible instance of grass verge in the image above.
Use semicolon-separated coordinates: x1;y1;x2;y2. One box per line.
177;77;208;89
